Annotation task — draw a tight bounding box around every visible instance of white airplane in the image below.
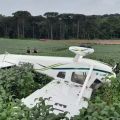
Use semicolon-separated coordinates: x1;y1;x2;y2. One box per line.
0;46;116;118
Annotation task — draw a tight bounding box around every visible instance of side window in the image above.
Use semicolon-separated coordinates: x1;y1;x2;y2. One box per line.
71;72;87;84
90;79;102;89
57;72;66;79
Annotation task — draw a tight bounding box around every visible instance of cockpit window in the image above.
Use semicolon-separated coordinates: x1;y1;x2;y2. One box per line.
71;72;87;84
57;72;66;79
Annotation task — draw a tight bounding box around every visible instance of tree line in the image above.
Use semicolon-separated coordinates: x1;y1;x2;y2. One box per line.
0;11;120;40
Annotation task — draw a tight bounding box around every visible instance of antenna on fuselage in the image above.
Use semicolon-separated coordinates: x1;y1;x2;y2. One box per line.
69;46;94;62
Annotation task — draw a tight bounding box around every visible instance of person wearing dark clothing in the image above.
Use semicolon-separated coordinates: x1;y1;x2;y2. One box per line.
33;48;38;53
27;47;30;54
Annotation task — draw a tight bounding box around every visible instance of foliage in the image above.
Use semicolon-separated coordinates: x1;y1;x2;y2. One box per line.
92;75;120;104
1;11;120;39
0;96;68;120
0;64;69;120
72;98;120;120
0;63;119;120
0;63;52;99
72;75;120;120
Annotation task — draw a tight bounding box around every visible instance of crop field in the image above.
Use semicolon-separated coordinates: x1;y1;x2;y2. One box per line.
0;38;120;63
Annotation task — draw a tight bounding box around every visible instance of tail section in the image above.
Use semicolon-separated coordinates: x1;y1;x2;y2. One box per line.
69;46;94;62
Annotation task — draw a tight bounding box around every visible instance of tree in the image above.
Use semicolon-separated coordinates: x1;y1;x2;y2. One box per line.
73;14;86;39
12;11;31;38
44;12;59;39
0;11;120;39
0;15;5;37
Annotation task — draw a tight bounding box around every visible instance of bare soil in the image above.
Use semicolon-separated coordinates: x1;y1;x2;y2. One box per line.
66;40;120;45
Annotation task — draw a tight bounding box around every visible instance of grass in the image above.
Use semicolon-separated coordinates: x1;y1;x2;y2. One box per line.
0;38;120;64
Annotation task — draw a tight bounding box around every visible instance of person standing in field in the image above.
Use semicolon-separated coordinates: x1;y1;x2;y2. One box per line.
27;47;30;54
33;48;38;53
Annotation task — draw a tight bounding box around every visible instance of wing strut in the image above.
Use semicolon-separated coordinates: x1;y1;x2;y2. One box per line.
77;66;93;104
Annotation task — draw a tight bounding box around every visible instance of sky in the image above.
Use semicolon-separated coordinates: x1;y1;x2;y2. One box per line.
0;0;120;16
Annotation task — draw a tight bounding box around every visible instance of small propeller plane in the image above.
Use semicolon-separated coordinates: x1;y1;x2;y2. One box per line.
0;46;116;118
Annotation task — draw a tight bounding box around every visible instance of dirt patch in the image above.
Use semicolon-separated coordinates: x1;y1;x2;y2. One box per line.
66;40;120;45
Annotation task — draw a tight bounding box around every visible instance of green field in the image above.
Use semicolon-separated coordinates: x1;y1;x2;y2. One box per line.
0;38;120;64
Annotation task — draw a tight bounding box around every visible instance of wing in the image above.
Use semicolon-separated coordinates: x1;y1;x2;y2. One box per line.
0;61;15;69
0;53;16;69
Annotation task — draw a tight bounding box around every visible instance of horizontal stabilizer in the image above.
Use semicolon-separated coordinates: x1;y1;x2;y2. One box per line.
69;46;94;62
69;46;94;57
